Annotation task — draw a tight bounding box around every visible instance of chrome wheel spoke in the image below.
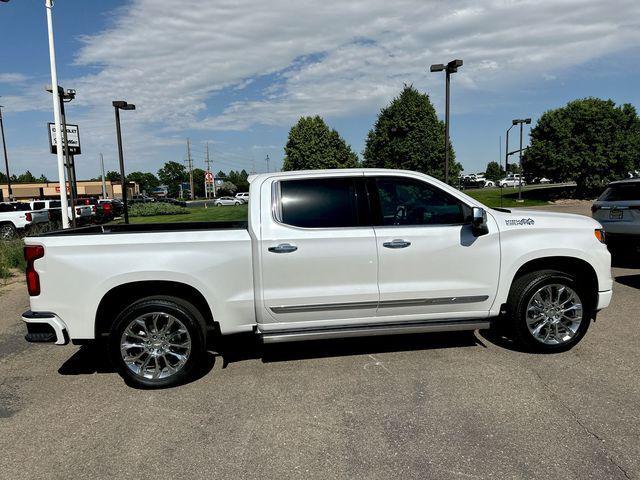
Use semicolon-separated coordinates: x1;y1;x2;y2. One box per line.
120;312;192;381
525;284;583;345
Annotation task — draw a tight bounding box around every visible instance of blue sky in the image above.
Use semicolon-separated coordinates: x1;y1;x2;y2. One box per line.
1;0;639;181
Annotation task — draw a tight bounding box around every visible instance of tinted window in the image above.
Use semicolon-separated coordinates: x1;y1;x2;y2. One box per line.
50;201;61;208
32;202;46;210
373;177;467;226
0;203;11;212
599;184;639;202
13;203;31;211
279;177;360;228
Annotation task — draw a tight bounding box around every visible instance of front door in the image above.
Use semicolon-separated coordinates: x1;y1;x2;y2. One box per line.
259;174;379;327
367;174;500;320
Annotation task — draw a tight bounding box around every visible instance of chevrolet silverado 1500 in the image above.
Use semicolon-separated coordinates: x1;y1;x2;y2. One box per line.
22;169;612;388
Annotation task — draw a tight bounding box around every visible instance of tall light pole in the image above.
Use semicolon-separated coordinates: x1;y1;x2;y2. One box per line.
511;118;531;201
113;100;135;224
0;105;13;201
45;0;70;228
430;59;463;184
46;85;77;226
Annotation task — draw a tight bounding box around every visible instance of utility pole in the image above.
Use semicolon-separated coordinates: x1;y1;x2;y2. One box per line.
186;138;194;200
265;154;270;173
100;153;107;199
0;105;13;201
45;0;70;228
204;142;213;199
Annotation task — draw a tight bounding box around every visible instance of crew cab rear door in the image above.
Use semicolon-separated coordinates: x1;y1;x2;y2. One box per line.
366;173;500;320
258;174;379;326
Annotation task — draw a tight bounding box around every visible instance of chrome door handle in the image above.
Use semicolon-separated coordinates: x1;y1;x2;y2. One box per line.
268;243;298;253
383;239;411;249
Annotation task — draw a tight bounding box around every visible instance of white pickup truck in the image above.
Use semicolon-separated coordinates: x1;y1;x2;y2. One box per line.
1;202;50;239
22;169;612;388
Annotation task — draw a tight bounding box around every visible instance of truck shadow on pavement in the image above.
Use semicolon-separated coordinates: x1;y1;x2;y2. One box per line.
58;331;484;387
615;274;640;290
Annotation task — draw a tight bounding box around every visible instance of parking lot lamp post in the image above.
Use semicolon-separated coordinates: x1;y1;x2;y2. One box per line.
0;105;13;201
512;118;532;202
112;101;135;224
430;59;463;184
45;0;70;228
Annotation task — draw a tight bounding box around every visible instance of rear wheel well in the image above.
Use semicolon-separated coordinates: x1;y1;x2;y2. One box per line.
511;257;599;310
95;281;215;340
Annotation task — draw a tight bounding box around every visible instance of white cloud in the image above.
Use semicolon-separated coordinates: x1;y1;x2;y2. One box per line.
70;0;640;132
0;72;29;84
8;0;640;176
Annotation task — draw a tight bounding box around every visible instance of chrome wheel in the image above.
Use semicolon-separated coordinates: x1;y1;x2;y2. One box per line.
1;224;16;240
526;284;583;345
120;312;191;380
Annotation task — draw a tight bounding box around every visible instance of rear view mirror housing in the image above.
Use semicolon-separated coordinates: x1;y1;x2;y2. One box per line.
471;207;489;237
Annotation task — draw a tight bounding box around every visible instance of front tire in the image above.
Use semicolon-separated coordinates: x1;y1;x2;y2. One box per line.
507;270;592;352
109;296;206;388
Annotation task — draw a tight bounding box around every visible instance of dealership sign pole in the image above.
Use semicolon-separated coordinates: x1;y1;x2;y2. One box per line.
45;0;70;228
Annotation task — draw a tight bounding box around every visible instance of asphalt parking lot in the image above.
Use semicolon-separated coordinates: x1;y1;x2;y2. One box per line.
0;203;638;480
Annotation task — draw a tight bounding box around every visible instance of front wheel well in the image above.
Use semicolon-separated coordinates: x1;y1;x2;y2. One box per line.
511;257;599;310
95;281;215;340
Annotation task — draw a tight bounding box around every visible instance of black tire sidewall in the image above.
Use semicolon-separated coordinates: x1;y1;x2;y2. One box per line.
513;271;591;352
109;297;205;389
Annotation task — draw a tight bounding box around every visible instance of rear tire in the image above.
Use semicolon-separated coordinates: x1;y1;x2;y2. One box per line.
507;270;592;352
109;296;206;388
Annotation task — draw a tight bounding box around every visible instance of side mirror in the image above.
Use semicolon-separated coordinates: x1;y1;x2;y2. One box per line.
471;207;489;237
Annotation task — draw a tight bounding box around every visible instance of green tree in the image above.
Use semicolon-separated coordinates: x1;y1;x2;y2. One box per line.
227;169;249;192
363;85;461;183
157;161;188;198
484;161;505;182
16;170;37;183
37;174;49;183
106;171;122;182
283;116;358;171
127;171;160;195
0;172;6;183
523;98;640;195
192;168;205;198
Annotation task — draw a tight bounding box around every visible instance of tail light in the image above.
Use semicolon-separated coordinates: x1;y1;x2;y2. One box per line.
591;204;599;213
92;205;97;213
76;208;82;215
25;212;32;222
24;245;45;296
103;203;112;213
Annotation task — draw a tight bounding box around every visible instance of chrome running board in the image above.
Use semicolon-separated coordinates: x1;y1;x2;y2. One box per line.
260;319;490;344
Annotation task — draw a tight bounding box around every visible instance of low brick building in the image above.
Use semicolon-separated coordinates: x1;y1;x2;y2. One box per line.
0;180;138;202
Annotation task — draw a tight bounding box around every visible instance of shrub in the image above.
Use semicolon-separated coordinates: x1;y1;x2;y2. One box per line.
129;202;190;217
0;239;25;279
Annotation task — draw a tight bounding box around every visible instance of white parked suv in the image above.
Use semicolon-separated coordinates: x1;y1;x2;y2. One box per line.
591;178;640;244
235;192;249;203
0;202;49;240
498;174;525;188
21;168;612;388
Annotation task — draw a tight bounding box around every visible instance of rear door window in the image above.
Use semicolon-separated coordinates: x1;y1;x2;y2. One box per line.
278;177;365;228
599;184;640;202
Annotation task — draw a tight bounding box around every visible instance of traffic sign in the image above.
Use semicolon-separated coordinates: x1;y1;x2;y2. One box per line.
205;171;214;183
48;123;81;155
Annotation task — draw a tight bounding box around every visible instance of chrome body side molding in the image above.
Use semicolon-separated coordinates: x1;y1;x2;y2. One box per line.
260;319;491;344
269;295;489;314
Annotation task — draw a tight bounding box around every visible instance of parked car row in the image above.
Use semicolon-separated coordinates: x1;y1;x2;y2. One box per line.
0;197;126;240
